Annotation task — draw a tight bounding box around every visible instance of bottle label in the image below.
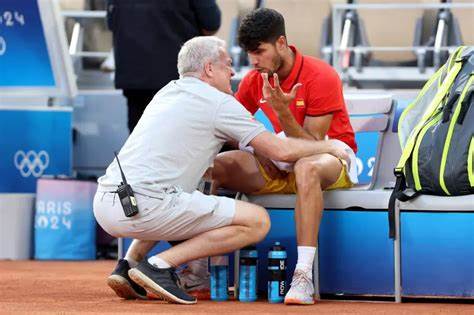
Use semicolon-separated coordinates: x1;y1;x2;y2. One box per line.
210;265;228;301
268;280;285;302
239;265;258;301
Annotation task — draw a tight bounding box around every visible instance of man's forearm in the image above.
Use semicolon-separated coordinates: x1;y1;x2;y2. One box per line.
277;108;315;140
250;132;343;163
280;137;332;162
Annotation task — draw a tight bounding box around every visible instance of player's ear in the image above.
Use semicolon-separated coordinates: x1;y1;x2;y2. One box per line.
275;36;287;50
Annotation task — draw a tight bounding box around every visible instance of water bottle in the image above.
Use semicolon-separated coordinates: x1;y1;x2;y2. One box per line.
267;242;287;303
239;245;258;302
210;255;228;301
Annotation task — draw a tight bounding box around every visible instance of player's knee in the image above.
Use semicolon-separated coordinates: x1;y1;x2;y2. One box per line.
294;159;322;187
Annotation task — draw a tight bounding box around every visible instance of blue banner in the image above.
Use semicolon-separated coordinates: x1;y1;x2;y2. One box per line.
0;108;72;193
0;0;55;86
35;178;97;260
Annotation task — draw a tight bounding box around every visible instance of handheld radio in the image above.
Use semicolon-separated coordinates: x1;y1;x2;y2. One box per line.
114;151;139;217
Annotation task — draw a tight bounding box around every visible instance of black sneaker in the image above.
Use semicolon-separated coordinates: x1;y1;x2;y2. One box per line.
107;259;147;300
128;260;197;304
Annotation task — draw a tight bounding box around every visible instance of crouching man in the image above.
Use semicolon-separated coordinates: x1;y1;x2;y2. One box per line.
93;36;348;304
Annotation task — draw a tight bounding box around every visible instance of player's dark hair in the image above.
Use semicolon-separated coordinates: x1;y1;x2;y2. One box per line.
238;8;286;52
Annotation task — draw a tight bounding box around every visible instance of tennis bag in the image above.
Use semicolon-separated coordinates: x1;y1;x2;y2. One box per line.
388;46;474;239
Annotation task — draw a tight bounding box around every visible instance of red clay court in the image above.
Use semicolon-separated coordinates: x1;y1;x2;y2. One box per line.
1;260;472;314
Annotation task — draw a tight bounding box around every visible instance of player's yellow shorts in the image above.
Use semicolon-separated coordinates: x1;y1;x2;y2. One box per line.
254;158;354;195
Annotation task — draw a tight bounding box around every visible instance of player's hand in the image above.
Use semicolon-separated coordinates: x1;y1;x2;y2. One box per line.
261;73;302;113
327;140;350;164
255;152;285;180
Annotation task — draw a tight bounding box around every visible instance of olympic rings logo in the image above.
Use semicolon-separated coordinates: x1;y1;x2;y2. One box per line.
14;150;50;178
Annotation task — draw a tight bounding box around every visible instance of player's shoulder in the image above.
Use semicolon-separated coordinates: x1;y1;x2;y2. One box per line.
302;55;341;84
302;55;338;76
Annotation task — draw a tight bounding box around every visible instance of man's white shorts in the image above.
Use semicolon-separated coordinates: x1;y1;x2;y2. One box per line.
93;186;236;241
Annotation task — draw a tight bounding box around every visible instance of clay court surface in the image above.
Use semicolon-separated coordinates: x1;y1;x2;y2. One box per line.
0;260;472;314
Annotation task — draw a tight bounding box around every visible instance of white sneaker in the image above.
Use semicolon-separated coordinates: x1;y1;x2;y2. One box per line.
284;269;315;305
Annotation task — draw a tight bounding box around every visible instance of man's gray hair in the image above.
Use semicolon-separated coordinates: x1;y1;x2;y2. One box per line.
177;36;226;77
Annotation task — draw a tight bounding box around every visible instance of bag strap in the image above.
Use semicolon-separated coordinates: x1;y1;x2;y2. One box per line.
442;92;460;123
388;171;420;239
457;82;474;125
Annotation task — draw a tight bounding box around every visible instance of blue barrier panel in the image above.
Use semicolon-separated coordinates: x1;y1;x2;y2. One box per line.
0;0;55;87
319;210;394;295
401;212;474;297
34;179;97;260
354;132;378;185
0;107;72;193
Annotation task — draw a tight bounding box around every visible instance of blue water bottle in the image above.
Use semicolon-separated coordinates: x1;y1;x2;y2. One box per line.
239;245;258;302
267;242;287;303
210;255;229;301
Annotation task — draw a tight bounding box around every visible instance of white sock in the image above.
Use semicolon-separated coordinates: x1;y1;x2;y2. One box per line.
148;256;171;269
188;257;209;276
295;246;316;274
124;256;138;268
